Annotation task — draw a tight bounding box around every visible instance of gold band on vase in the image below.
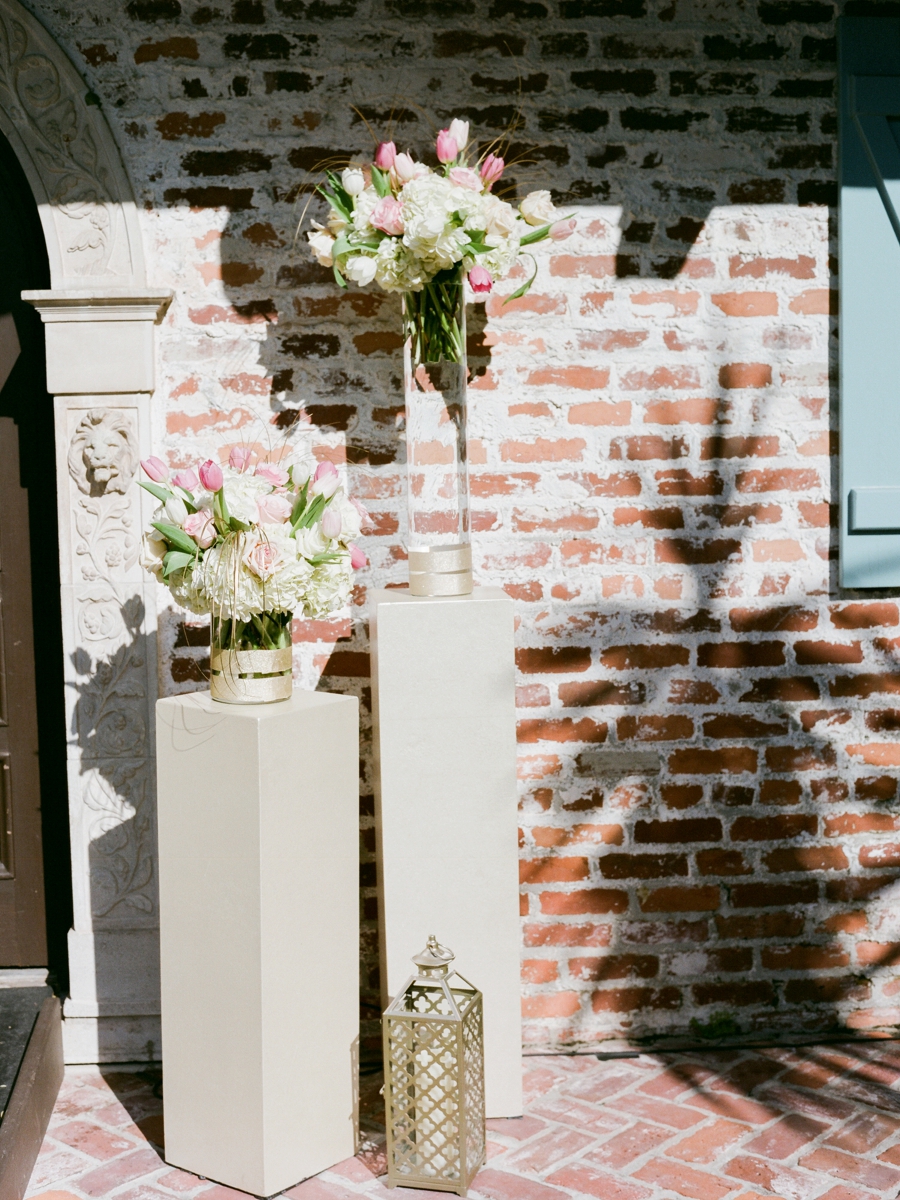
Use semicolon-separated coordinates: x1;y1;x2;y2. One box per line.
408;542;473;597
210;646;293;704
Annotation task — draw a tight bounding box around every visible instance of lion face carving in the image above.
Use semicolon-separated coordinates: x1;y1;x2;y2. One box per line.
68;409;138;496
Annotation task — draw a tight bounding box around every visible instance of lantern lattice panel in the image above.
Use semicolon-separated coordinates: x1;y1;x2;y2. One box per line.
387;1016;464;1182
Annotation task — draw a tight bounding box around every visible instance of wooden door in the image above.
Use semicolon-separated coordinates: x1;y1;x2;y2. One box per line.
0;415;47;964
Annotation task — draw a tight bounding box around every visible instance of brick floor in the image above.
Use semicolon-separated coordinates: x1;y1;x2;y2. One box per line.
25;1042;900;1200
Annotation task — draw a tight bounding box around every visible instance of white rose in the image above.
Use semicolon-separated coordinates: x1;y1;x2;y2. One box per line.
483;195;518;238
140;531;167;581
345;255;377;286
307;228;335;267
295;525;330;559
448;118;469;152
520;190;557;226
327;210;348;235
342;167;365;196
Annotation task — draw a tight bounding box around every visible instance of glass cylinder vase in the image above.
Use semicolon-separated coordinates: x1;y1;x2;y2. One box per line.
209;611;293;704
401;265;473;596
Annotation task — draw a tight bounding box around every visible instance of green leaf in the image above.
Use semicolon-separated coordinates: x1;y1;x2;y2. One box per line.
297;492;326;529
229;516;253;533
291;480;310;527
333;261;347;288
306;550;343;565
162;550;195;578
371;165;390;198
152;521;197;555
138;480;171;505
520;223;552;246
503;254;539;304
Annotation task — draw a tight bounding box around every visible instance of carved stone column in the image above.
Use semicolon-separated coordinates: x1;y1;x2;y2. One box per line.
25;290;172;1063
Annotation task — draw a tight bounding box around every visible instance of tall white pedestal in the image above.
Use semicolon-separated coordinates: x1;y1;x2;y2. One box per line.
155;689;359;1197
371;587;522;1118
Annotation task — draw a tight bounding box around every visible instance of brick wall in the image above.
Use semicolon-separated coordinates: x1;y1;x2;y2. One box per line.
23;0;900;1055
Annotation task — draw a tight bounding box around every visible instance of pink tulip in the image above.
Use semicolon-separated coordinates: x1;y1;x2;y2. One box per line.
348;543;367;570
172;467;199;492
350;496;373;530
198;459;223;492
257;493;293;524
183;510;216;548
321;506;342;538
374;140;396;169
229;446;252;472
255;462;289;487
449;167;482;191
550;217;577;240
393;152;418;183
468;265;493;294
370;196;405;236
141;456;169;483
436;129;458;164
315;460;339;480
480;153;504;188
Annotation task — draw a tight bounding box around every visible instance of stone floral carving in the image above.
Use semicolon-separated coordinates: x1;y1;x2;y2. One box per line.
69;409;138;497
84;762;154;918
0;7;118;274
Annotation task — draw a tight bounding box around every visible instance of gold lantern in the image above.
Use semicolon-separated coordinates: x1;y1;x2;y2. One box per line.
382;936;485;1196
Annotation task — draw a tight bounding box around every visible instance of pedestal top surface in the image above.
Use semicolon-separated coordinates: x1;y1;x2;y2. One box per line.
157;687;354;723
370;585;509;606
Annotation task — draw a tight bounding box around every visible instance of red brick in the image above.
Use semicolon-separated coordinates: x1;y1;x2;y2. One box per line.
599;853;687;880
569;954;658;982
730;254;816;279
521;993;582;1019
501;438;586;462
765;745;836;771
639;885;720;913
517;718;608;744
540;889;628;915
802;710;852;732
631;289;700;315
546;1164;651;1200
614;506;684;529
621;366;701;391
764;846;848;872
700;435;780;460
591;986;681;1013
712;291;779;316
825;813;900;837
762;944;850;970
669;680;721;704
532;824;624;849
826;1110;900;1153
644;397;722;424
633;1157;732;1199
831;602;899;628
657;539;742;564
610;435;689;461
698;642;785;668
656;469;724;496
799;1147;900;1191
717;912;805;938
559;680;647;706
601;645;689;670
516;647;591;673
668;1118;749;1163
826;875;895;901
737;468;821;492
795;640;863;665
568;400;631;425
693;980;776;1006
831;674;900;697
759;779;802;805
522;958;559;984
731;881;818;907
471;471;540;496
521;857;590;884
740;676;819;701
669;748;757;775
563;470;643;497
848;742;900;766
550;254;616;277
523;922;613;947
731;814;816;841
719;362;773;388
856;775;897;800
703;714;788;738
859;843;900;868
618;715;694;741
526;367;609;390
634;818;722;843
662;783;705;809
866;709;900;732
75;1150;166;1197
513;509;599;533
810;777;849;803
585;1121;673;1169
725;1156;823;1197
789;288;838;314
729;607;818;633
697;849;751;876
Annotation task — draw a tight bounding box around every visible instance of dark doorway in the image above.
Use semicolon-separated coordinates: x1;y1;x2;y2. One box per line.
0;130;70;989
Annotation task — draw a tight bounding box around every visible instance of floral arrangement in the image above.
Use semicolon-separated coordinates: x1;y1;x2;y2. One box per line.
138;448;367;650
306;118;574;361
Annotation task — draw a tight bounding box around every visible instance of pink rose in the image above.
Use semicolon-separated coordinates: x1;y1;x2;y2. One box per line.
436;129;458;164
348;543;367;570
141;456;169;483
198;459;223;492
183;510;216;548
374;141;396;169
229;446;252;472
370;196;405;236
480;153;504;188
449;167;482;191
321;506;342;538
172;467;199;492
255;462;289;487
257;493;292;524
468;265;493;294
244;538;282;580
550;217;576;240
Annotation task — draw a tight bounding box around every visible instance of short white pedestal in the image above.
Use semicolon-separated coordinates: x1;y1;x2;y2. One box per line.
371;587;522;1118
155;689;359;1197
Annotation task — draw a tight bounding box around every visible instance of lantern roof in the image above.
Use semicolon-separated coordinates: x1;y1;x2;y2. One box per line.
412;935;455;976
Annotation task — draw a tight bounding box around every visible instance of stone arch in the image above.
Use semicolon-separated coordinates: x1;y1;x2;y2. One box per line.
0;0;145;288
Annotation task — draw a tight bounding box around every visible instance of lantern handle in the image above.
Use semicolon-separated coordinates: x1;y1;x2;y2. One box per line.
412;934;455;975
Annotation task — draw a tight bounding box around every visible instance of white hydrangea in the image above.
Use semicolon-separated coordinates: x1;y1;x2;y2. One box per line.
302;558;352;618
351;186;379;235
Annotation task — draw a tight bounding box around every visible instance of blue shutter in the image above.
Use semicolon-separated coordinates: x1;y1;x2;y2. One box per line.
840;19;900;587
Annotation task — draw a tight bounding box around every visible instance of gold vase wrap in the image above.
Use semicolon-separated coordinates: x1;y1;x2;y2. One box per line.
209;646;293;704
408;542;473;597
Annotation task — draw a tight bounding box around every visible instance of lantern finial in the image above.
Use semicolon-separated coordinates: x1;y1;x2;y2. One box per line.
412;934;455;976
